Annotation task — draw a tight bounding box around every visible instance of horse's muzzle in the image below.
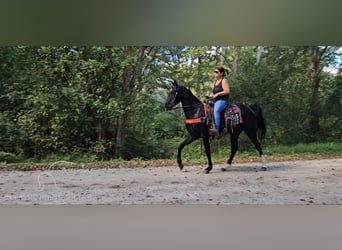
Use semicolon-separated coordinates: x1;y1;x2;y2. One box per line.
165;104;173;111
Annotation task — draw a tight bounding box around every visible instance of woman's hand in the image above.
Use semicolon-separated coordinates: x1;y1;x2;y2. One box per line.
210;93;216;98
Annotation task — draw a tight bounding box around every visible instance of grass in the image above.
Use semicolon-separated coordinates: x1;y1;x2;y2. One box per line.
0;142;341;171
180;141;342;165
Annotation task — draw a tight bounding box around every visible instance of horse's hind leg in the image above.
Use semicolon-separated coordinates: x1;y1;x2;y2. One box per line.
244;129;267;171
222;131;241;171
177;135;197;171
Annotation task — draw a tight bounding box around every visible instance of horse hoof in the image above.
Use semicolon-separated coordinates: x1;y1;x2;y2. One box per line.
203;168;211;174
178;163;184;171
222;164;231;172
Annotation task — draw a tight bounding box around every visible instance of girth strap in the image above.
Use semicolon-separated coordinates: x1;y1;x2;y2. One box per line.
185;117;206;124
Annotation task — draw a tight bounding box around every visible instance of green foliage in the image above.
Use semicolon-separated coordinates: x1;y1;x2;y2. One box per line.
264;142;342;155
0;151;21;163
0;46;341;162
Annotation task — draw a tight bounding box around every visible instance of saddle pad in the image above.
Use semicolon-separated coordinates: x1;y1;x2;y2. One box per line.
224;104;243;126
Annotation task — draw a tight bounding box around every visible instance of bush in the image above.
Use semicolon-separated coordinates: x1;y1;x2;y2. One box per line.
0;151;19;163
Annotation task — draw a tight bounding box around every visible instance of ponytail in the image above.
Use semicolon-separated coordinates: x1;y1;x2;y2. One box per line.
216;66;229;77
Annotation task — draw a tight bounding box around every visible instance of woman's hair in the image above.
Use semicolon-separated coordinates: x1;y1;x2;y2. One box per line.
215;66;229;76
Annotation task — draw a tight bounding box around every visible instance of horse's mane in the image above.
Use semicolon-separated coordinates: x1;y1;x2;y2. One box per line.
179;85;201;103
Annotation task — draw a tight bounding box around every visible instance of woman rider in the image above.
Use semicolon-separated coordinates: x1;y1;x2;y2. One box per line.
209;66;230;137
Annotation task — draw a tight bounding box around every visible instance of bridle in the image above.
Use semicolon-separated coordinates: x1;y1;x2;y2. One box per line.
166;86;211;125
167;89;178;109
167;88;203;110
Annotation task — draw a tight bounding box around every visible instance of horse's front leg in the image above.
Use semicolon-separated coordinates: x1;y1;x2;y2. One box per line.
202;135;213;174
177;135;197;171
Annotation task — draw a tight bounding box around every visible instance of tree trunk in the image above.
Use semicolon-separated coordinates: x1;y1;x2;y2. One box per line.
232;46;241;77
256;46;263;65
115;113;126;155
96;121;102;141
307;46;327;141
115;48;133;155
195;55;202;97
115;46;147;156
219;47;226;66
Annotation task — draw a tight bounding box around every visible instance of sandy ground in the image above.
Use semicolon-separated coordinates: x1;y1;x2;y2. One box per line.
0;158;341;204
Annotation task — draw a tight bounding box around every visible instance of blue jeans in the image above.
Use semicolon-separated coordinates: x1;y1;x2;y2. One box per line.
214;100;228;133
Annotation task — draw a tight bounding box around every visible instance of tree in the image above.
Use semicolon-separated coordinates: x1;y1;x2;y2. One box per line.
306;46;328;141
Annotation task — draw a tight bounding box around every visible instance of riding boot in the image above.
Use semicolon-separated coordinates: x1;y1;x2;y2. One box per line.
209;121;217;135
209;129;223;139
209;128;217;136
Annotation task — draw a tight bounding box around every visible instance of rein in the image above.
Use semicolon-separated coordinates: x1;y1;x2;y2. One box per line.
171;103;203;109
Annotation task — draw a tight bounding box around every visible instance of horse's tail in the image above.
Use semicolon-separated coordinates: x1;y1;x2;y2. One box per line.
249;104;266;140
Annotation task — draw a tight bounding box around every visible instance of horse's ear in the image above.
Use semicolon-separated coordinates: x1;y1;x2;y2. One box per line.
172;80;178;87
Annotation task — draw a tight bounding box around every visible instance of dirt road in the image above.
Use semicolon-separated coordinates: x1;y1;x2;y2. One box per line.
0;158;341;204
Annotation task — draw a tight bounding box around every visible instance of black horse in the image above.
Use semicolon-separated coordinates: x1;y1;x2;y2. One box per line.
164;80;267;174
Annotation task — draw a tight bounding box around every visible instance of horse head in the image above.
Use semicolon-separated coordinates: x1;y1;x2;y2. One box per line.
165;80;181;111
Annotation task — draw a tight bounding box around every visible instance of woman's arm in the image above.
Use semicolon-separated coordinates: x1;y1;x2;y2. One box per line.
212;79;230;98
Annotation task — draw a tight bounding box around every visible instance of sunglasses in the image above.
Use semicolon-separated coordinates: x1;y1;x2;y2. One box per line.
214;70;220;74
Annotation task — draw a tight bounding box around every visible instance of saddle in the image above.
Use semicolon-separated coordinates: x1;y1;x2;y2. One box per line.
204;101;243;134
